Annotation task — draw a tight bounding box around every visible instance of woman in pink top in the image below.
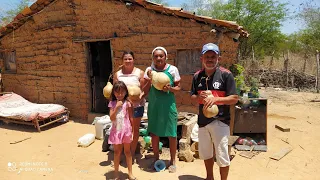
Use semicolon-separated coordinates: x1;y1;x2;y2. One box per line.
113;51;145;161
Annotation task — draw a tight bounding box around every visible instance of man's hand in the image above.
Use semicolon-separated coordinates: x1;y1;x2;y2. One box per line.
199;91;209;101
203;96;217;109
162;83;171;92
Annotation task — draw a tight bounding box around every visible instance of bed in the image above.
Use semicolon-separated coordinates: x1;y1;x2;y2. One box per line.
0;92;69;132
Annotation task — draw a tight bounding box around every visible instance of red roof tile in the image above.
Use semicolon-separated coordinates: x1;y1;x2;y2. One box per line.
0;0;249;39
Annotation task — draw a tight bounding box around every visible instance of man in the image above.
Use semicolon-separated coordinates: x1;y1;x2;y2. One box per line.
190;43;238;180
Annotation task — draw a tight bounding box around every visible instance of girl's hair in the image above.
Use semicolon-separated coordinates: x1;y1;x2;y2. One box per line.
122;51;135;59
111;81;129;101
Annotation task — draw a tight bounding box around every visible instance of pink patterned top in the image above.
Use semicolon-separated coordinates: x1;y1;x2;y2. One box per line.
108;100;133;144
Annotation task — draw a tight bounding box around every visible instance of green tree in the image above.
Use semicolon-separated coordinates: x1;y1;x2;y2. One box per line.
181;0;288;60
0;0;35;27
297;4;320;52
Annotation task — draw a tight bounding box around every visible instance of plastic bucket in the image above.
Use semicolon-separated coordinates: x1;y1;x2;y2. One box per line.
154;160;166;172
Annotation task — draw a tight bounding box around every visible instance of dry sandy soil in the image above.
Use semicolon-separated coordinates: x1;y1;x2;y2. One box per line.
1;88;320;180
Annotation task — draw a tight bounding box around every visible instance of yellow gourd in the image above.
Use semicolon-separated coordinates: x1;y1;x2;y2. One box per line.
103;82;113;99
127;85;141;101
149;71;170;91
202;90;219;118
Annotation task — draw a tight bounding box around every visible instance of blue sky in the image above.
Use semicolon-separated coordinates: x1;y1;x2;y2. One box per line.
0;0;319;34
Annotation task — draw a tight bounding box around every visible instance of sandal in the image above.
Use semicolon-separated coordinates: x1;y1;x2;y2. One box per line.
127;176;137;180
230;155;235;161
168;165;177;173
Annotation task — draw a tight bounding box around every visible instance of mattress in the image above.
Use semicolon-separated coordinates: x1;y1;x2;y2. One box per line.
0;93;66;121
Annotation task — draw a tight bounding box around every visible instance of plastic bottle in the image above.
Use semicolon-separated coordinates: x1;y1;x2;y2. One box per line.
242;93;250;104
77;133;95;147
238;138;252;146
258;139;266;145
250;139;258;145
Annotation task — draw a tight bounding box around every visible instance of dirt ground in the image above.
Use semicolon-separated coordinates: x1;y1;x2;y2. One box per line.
1;88;320;180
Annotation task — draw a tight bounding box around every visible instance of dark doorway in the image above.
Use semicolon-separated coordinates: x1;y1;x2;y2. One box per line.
88;41;112;114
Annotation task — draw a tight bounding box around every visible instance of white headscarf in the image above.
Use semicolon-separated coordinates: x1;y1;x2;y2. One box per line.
151;46;168;69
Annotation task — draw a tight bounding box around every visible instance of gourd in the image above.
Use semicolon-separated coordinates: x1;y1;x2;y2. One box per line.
127;85;141;101
149;71;170;91
103;82;113;99
202;87;219;118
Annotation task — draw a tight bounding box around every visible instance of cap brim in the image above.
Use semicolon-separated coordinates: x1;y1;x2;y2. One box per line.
202;49;219;55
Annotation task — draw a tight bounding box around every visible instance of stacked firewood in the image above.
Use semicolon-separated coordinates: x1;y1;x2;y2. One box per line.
247;69;316;89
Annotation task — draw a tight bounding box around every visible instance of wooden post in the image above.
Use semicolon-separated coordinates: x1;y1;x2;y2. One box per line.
290;75;294;88
228;104;235;156
287;50;290;88
269;51;275;70
283;50;289;88
229;105;235;136
316;50;319;93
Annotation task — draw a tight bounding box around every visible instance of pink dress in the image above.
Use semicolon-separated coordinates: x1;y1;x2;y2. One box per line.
108;101;133;144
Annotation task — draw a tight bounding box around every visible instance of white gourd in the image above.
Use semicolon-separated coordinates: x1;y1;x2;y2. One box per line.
150;71;170;91
103;82;113;98
202;90;219;118
127;85;141;101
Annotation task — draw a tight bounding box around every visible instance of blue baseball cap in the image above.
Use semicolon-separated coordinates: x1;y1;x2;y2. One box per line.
201;43;220;55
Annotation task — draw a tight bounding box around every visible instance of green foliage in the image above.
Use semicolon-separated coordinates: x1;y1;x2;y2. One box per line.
0;0;35;27
230;63;245;76
280;1;320;55
230;64;260;97
182;0;288;60
230;64;247;95
248;77;259;98
296;4;320;52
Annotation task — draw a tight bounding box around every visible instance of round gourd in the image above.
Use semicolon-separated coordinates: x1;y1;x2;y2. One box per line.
202;90;219;118
127;85;141;101
103;82;113;98
150;71;170;91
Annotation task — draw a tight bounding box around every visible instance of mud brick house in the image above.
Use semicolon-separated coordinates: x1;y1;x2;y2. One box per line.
0;0;248;122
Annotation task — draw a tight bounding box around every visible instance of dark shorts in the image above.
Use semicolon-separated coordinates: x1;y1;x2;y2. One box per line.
133;106;144;118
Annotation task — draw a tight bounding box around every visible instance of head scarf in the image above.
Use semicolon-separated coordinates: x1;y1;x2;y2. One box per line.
151;46;168;69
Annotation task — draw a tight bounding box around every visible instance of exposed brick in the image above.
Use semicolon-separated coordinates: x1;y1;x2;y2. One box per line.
0;0;238;122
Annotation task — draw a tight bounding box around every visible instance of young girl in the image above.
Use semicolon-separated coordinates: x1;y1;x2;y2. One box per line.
108;81;135;180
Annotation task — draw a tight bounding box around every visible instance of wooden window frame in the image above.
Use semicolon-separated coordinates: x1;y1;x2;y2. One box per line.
175;48;202;75
0;50;17;74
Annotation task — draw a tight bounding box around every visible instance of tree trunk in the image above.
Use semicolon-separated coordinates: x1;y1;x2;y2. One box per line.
251;46;257;69
269;50;275;70
302;53;308;73
252;46;255;62
237;49;241;63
